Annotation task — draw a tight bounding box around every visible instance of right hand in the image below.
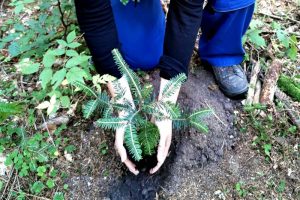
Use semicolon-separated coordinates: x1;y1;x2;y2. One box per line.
114;125;139;175
107;76;139;175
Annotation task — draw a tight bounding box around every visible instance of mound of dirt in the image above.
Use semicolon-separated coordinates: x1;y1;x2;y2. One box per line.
108;65;240;199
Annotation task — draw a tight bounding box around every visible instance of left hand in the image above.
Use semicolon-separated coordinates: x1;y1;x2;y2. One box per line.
149;77;181;174
150;119;172;174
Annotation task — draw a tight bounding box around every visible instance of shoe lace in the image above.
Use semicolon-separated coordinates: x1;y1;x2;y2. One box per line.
218;65;243;80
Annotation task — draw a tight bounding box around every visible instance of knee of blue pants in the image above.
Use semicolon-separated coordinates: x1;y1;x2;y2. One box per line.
209;0;255;12
111;0;165;70
199;3;255;67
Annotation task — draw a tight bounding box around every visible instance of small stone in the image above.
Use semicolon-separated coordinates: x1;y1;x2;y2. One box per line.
233;131;238;137
223;103;232;111
208;84;218;91
27;87;33;92
144;74;150;80
229;135;234;139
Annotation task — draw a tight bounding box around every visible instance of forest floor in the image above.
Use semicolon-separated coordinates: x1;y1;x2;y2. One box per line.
64;56;299;200
0;0;299;200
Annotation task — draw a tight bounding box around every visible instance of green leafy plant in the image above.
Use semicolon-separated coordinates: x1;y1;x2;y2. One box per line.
78;49;211;161
235;182;248;197
243;19;298;61
0;102;24;122
271;22;298;60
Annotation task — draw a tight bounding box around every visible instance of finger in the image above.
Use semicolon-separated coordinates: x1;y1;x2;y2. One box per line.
150;160;163;174
150;140;167;175
164;133;172;156
157;133;167;162
116;145;128;163
115;128;127;162
124;159;139;175
150;116;155;123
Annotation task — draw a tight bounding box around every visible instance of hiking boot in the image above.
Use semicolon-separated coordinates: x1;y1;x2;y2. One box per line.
212;65;248;97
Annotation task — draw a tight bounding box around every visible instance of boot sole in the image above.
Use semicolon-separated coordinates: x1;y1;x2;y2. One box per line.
219;85;249;98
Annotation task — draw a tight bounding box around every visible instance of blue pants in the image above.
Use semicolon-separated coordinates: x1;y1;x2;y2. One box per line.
75;0;255;79
199;3;255;67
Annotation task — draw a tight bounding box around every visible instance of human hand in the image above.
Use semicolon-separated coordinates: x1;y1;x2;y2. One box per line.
107;76;139;175
150;77;181;174
114;125;139;175
150;119;172;174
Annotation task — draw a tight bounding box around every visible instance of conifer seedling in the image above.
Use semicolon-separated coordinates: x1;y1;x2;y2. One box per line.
76;49;211;161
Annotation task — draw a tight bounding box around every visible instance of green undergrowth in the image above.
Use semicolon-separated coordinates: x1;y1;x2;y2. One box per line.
278;74;300;102
242;103;297;160
237;103;299;199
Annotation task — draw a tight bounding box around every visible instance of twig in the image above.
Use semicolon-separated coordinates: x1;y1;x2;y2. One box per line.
20;75;25;93
205;102;226;126
262;30;300;38
40;112;56;147
0;0;5;13
0;65;7;76
57;0;68;39
257;12;300;25
253;80;262;104
246;61;261;105
275;88;300;130
0;168;14;200
7;170;18;200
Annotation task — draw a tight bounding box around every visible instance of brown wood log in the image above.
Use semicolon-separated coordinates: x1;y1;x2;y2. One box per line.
246;61;261;105
260;60;282;104
39;115;69;130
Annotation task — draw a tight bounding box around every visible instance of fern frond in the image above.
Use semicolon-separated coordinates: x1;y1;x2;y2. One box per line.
132;113;148;127
142;102;167;121
96;118;126;130
110;102;130;112
189;120;209;133
111;80;126;101
102;106;113;118
141;83;153;100
139;122;159;156
188;109;212;120
111;49;143;101
83;100;100;119
72;81;97;98
97;92;110;107
142;101;181;120
124;123;142;161
161;101;181;119
173;118;189;130
161;73;187;100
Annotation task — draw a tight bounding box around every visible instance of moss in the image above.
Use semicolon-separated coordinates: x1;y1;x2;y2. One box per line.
278;75;300;102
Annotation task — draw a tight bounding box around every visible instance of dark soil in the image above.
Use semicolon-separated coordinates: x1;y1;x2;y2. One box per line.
64;58;243;199
65;57;299;200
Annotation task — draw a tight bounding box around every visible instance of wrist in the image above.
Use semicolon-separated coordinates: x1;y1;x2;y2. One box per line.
158;77;180;104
